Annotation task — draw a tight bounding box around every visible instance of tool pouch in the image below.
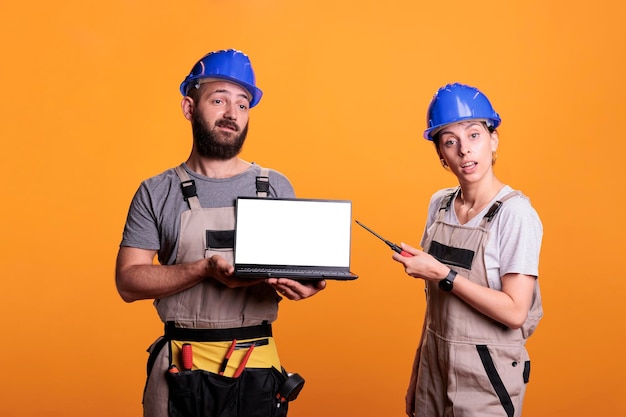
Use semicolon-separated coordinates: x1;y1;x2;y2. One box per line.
166;367;291;417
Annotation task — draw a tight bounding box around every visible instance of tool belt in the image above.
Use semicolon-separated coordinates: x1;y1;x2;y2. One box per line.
151;322;304;417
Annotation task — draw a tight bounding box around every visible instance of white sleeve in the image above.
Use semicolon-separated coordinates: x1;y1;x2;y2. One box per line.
495;196;543;278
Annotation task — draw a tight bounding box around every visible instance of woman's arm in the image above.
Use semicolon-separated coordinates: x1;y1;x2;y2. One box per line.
445;271;535;329
392;244;535;329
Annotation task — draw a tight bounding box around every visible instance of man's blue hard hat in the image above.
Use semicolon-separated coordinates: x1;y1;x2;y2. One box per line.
179;49;263;108
423;83;501;141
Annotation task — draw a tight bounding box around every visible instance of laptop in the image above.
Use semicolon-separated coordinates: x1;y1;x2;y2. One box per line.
233;197;358;280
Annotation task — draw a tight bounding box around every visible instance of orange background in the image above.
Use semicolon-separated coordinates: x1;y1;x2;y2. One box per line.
1;1;625;416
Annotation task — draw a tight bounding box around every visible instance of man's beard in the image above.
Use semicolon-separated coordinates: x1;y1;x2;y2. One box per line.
191;113;248;160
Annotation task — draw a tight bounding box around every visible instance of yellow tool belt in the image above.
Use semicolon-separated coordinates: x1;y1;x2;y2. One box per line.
164;322;280;375
157;322;302;417
170;338;280;377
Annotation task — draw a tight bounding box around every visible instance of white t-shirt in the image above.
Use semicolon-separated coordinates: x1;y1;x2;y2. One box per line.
420;185;543;290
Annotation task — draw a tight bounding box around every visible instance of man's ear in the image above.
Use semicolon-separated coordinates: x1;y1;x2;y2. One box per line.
181;96;194;121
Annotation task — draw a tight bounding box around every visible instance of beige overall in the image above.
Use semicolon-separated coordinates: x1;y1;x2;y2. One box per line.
416;190;543;417
143;164;282;417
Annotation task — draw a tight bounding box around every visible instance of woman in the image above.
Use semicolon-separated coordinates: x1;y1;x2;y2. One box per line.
393;83;543;417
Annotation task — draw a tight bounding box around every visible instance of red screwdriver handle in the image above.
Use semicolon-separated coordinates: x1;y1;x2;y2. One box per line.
233;344;255;378
182;343;193;371
391;244;413;257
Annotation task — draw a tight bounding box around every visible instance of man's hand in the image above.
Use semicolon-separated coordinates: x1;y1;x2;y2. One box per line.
265;278;326;300
205;255;264;288
115;248;263;302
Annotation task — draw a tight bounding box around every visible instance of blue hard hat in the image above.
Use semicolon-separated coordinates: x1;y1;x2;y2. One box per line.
423;83;501;141
179;49;263;108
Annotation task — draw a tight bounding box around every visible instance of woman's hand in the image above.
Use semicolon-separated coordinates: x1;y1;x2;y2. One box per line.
391;243;448;282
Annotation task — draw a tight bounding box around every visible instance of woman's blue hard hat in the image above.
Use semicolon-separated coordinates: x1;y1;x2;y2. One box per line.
179;49;263;108
424;83;501;140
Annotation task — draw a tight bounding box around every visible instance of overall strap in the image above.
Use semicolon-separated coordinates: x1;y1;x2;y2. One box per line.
436;187;460;221
174;164;201;210
256;167;270;197
479;190;523;229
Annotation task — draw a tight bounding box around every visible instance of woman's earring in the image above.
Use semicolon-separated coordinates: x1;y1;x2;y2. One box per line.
492;152;498;166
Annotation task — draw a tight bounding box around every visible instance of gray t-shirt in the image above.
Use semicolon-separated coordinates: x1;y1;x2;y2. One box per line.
421;185;543;290
120;162;295;266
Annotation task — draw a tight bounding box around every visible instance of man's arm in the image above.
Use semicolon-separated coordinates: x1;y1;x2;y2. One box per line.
115;247;214;302
115;247;261;302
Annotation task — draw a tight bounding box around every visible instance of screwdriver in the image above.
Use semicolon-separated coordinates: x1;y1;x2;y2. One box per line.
233;344;255;378
218;339;237;376
182;343;193;372
355;220;413;257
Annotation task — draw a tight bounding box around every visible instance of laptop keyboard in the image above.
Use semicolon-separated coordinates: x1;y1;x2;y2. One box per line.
236;267;352;277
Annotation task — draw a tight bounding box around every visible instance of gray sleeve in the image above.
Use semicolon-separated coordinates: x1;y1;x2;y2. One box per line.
119;182;162;250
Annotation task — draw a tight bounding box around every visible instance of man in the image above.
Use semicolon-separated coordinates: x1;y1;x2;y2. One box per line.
116;49;325;417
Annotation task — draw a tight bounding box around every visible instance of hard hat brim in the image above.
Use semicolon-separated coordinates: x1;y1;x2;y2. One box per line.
179;75;263;108
424;117;501;141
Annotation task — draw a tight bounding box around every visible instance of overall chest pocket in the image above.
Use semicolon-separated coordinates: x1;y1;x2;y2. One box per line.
206;230;235;253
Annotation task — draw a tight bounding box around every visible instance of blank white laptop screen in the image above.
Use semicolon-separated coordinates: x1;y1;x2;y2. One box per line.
234;197;358;280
